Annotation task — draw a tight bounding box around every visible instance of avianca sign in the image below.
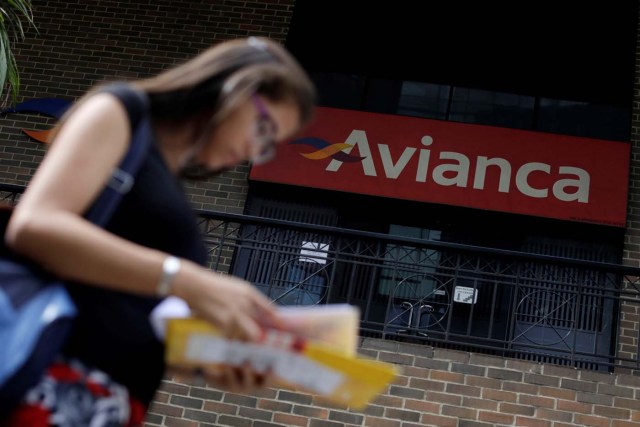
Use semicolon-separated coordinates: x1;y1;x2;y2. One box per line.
250;107;630;227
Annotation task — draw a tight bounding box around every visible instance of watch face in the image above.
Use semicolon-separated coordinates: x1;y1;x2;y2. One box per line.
165;256;180;274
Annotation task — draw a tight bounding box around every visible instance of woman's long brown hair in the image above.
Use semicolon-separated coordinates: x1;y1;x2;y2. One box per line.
49;37;316;148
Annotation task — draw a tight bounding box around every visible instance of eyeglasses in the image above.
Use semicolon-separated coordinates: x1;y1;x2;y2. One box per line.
251;94;279;165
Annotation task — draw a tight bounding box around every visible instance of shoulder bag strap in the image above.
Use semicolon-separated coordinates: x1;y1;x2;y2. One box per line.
84;83;152;226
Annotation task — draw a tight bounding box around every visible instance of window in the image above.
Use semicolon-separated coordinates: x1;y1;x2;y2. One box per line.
311;72;365;110
379;225;442;296
311;72;630;141
449;87;535;129
396;81;451;120
535;98;630;141
363;78;402;115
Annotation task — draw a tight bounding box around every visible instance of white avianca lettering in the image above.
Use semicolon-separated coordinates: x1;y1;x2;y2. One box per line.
325;130;590;203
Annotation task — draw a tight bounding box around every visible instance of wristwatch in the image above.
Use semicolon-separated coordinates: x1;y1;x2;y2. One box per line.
157;256;181;297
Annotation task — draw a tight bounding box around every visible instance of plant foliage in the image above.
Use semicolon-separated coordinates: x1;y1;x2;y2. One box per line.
0;0;36;104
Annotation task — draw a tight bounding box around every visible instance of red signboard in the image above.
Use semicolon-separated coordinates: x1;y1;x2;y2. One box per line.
250;107;630;227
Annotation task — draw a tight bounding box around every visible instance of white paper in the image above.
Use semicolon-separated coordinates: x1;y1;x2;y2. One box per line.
185;334;344;395
149;296;191;340
454;286;478;304
299;241;329;264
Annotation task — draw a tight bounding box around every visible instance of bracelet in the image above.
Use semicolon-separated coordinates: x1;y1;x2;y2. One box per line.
157;256;181;297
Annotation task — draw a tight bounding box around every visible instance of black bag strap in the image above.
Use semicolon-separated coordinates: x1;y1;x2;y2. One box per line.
84;83;151;226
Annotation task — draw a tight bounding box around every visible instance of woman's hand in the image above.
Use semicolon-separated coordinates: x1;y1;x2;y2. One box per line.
172;260;279;342
201;363;274;393
170;364;275;394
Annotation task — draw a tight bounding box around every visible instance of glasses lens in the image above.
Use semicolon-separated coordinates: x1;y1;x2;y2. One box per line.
250;95;279;165
251;114;277;164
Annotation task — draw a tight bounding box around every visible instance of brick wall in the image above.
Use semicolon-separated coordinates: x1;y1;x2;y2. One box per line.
150;339;640;427
620;0;640;371
3;1;640;427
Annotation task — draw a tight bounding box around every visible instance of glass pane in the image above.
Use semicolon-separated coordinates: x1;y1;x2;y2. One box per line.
397;81;451;120
450;87;534;129
311;72;365;110
363;78;403;114
536;98;630;141
378;225;442;296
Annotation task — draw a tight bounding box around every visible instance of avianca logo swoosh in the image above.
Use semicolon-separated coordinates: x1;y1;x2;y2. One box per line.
288;137;366;163
1;98;72;143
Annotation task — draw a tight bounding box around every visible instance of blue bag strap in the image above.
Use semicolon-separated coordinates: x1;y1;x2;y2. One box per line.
84;83;151;226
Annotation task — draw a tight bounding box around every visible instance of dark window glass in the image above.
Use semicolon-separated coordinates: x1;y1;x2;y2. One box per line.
311;72;365;110
309;70;631;142
449;87;535;129
396;81;451;120
363;78;403;115
535;98;630;141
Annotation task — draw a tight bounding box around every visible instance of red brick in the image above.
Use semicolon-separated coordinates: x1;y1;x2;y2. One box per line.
538;387;576;400
273;413;308;426
482;388;518;402
556;399;592;414
147;402;184;417
515;417;552;427
478;410;514;425
612;421;640;427
420;414;458;427
202;401;238;415
429;370;465;383
574;414;612;427
364;416;402;427
164;418;199;427
518;394;555;409
404;398;440;413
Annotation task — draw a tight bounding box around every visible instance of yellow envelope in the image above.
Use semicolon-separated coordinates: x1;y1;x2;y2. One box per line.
165;317;399;410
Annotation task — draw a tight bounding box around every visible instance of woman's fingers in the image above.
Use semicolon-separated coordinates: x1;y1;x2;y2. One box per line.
220;294;276;342
252;295;283;330
182;267;279;342
202;363;271;393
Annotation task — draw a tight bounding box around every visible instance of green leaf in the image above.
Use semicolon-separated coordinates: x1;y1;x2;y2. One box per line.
7;50;18;104
0;33;7;100
0;0;36;105
7;0;35;35
0;35;7;104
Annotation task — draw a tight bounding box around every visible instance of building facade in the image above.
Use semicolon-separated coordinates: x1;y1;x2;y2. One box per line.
2;1;640;426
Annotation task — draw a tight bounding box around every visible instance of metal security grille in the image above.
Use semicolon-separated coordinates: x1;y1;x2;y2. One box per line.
512;237;617;369
232;197;337;306
205;194;627;370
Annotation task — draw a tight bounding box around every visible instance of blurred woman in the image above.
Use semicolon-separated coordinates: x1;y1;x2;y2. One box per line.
4;36;315;426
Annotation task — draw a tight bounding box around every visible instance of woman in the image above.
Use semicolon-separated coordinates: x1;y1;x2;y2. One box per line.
3;36;316;425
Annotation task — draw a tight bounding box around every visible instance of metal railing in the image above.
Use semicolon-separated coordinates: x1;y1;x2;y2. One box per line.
195;209;640;373
2;184;640;372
